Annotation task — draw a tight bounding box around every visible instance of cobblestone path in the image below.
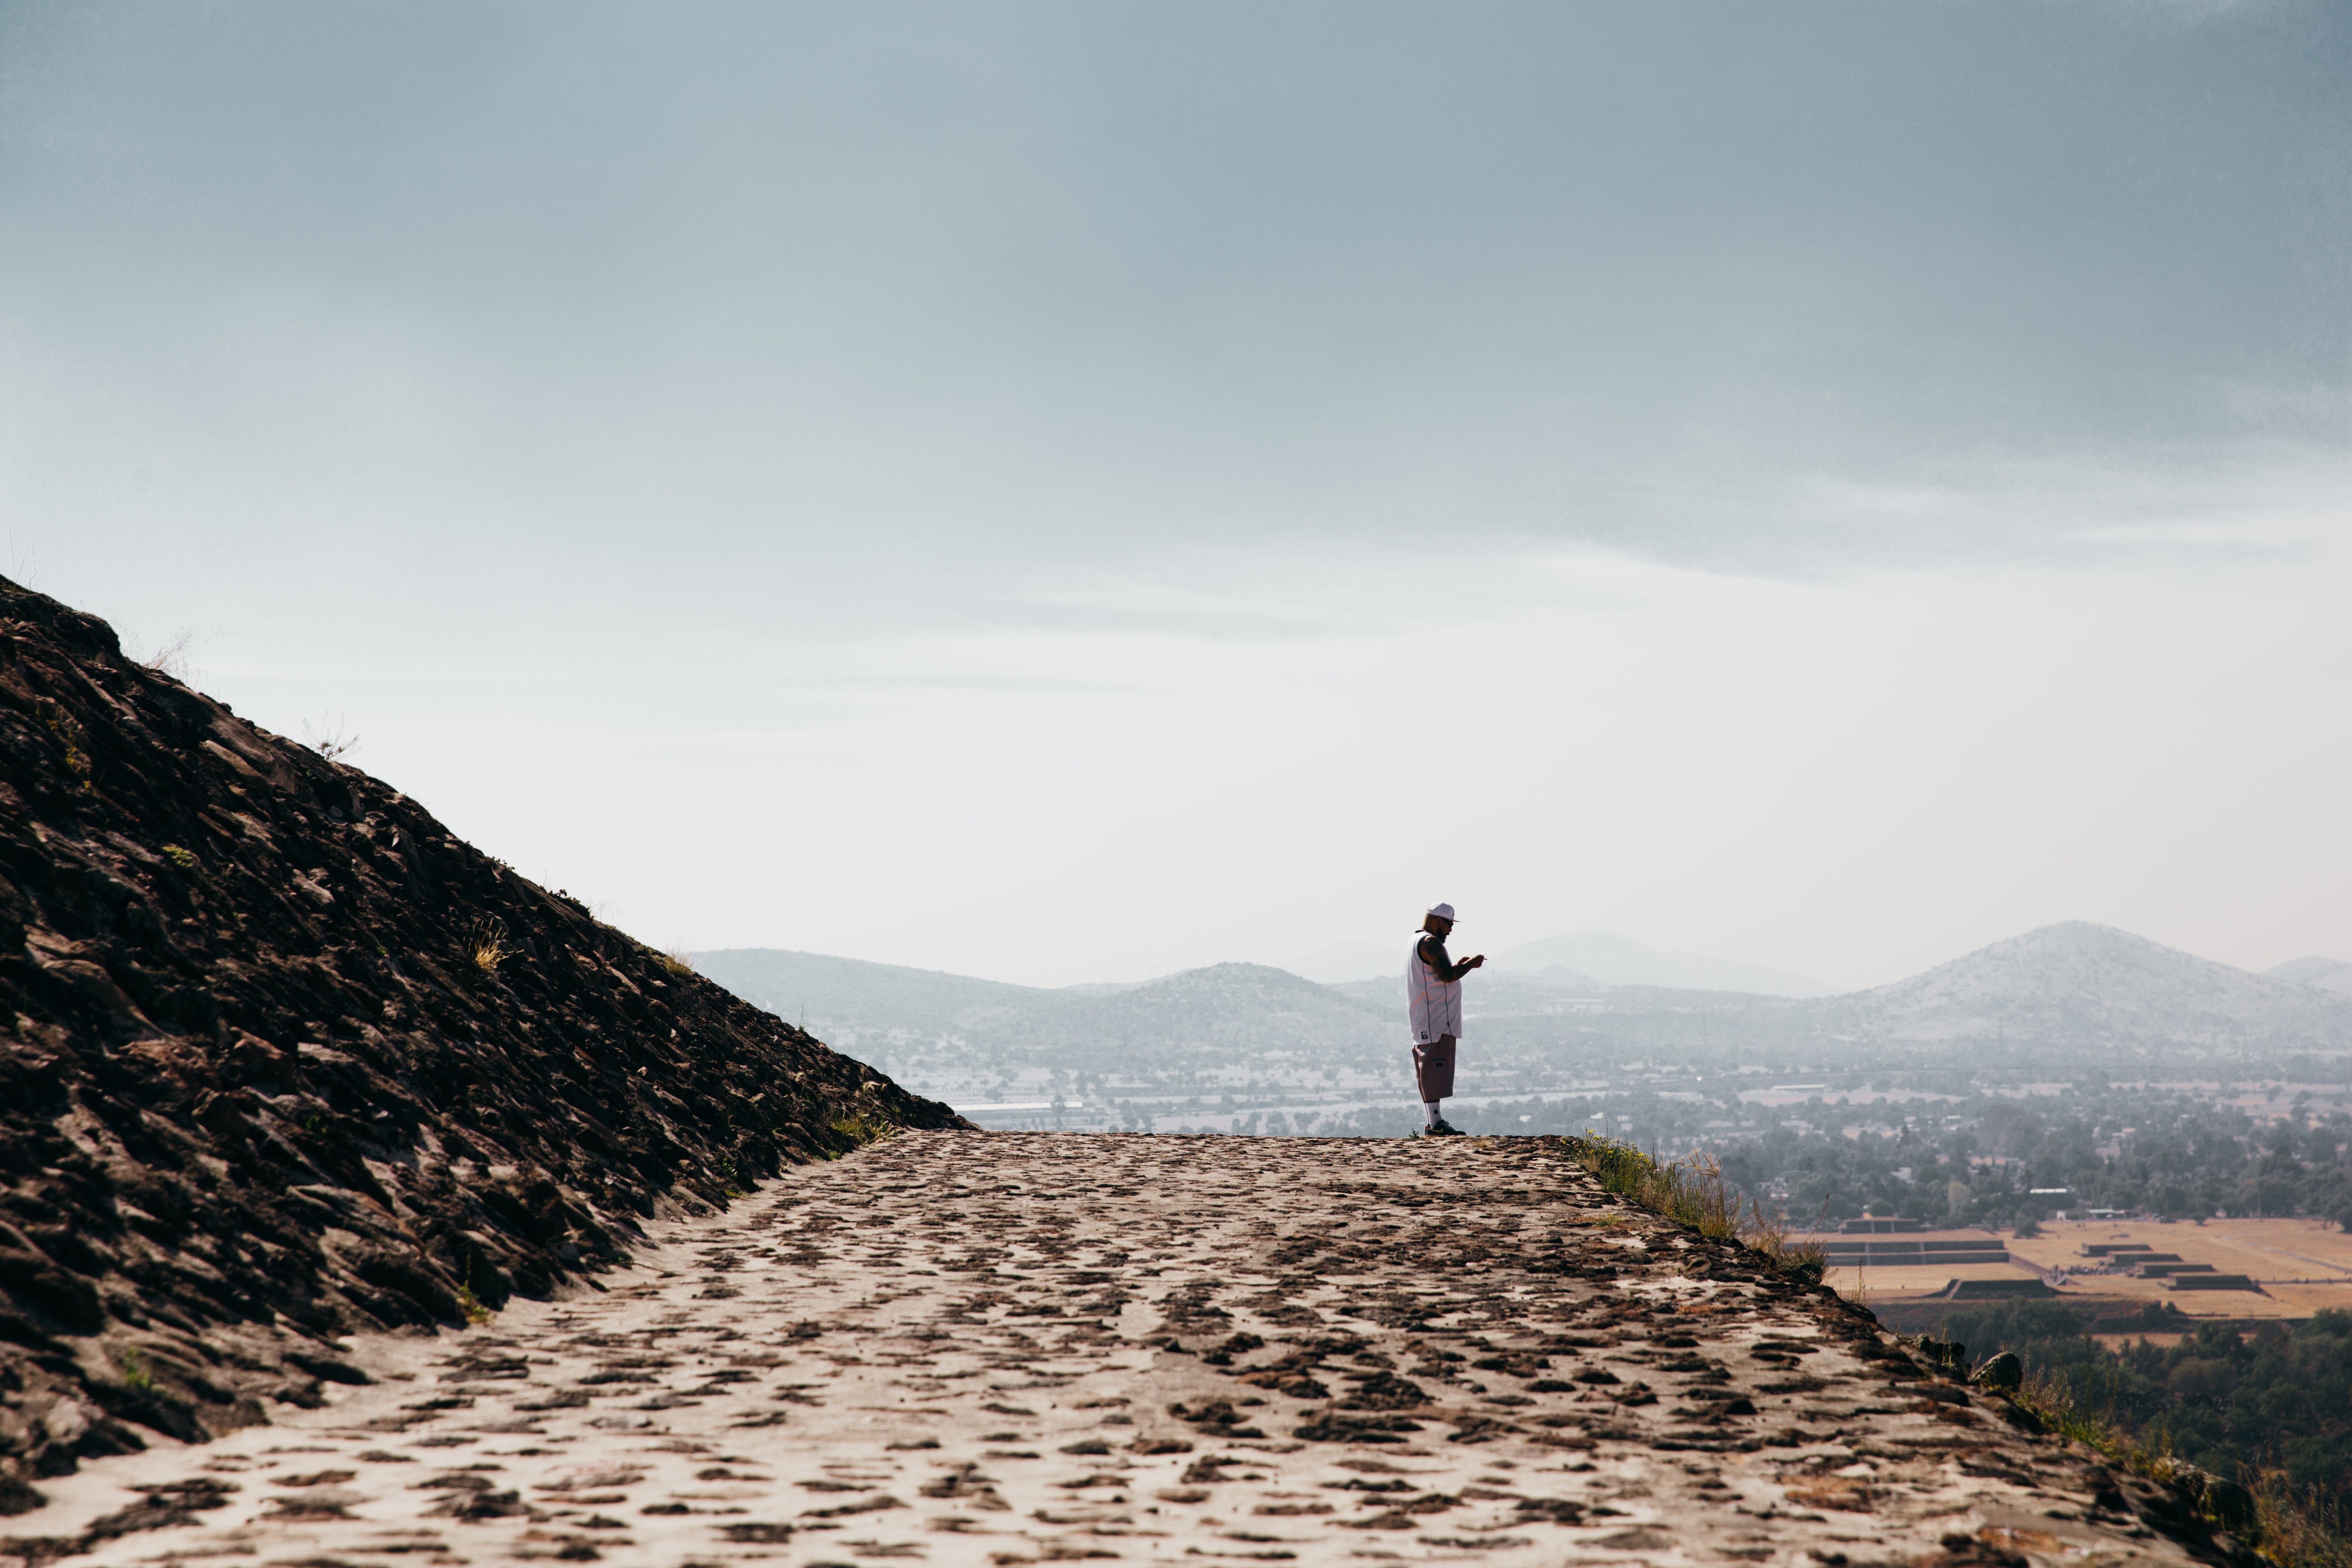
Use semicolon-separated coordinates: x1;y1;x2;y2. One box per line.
6;1134;2225;1568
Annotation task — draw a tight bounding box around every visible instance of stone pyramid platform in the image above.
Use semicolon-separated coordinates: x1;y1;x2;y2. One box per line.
4;1133;2242;1568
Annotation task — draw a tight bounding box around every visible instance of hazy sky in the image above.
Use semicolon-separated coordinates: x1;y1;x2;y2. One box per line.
4;1;2348;989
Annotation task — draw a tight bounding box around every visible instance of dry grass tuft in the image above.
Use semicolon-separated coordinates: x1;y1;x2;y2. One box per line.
1562;1135;1825;1280
140;627;197;682
302;712;360;762
2016;1367;2133;1458
467;916;509;974
827;1113;898;1153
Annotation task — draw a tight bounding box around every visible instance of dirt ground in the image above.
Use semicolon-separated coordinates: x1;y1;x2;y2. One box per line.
1822;1264;2039;1304
3;1134;2242;1568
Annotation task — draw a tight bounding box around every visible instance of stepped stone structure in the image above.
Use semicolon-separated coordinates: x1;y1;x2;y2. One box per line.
1939;1280;2056;1302
1817;1240;2012;1269
5;1134;2256;1568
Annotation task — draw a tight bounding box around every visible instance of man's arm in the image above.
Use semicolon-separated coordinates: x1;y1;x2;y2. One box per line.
1418;934;1485;983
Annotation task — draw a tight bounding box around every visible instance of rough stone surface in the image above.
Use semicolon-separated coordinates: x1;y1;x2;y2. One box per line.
6;1134;2248;1568
0;576;965;1496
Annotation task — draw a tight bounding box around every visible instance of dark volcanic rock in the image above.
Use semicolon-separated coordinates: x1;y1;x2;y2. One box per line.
0;575;969;1497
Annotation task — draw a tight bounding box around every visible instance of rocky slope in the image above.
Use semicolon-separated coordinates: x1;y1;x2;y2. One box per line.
0;576;965;1507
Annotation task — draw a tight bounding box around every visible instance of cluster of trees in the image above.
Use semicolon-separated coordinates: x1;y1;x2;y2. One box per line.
1944;1300;2352;1509
1713;1089;2352;1231
1096;1064;2352;1241
1239;1081;2352;1232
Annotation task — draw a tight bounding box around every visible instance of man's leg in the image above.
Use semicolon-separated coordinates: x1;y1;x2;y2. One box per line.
1412;1035;1458;1130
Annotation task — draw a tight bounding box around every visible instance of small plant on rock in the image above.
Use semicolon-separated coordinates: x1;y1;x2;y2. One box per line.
39;702;93;788
467;917;509;974
827;1114;897;1153
140;627;197;681
716;1155;747;1198
302;713;361;762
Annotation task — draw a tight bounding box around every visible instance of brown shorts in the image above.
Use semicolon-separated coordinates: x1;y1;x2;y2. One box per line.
1412;1034;1457;1101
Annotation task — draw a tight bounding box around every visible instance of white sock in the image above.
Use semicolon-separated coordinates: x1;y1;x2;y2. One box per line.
1424;1102;1442;1127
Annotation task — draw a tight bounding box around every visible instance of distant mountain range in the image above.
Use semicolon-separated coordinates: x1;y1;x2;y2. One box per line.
697;922;2352;1111
1286;930;1830;996
2271;956;2352;997
1809;922;2352;1058
691;949;1391;1085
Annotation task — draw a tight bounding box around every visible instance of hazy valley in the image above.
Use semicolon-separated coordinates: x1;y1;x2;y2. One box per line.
697;922;2352;1233
698;922;2352;1134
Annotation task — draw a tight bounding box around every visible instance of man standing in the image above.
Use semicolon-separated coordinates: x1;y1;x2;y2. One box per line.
1407;903;1484;1137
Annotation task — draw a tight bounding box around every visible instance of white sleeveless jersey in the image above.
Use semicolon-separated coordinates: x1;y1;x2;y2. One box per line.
1407;937;1463;1043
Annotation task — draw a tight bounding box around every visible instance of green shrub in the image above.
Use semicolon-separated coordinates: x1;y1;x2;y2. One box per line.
716;1154;747;1198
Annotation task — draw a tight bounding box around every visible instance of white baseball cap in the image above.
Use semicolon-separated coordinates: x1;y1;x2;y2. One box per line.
1426;903;1457;922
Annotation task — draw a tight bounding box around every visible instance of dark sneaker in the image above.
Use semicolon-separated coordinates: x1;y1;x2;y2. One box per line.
1424;1120;1465;1137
